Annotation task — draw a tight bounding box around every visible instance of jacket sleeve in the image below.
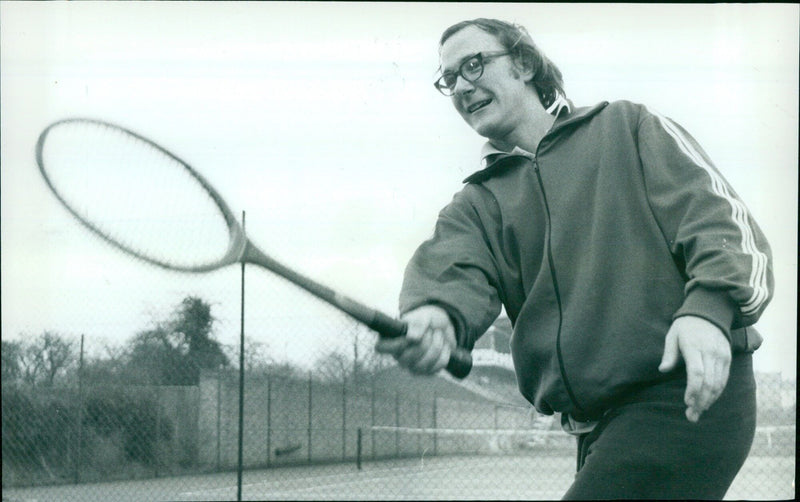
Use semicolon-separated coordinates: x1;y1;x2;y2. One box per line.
399;185;503;350
637;105;774;341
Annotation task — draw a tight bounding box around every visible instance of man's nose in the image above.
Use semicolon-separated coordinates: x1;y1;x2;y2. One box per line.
452;75;475;95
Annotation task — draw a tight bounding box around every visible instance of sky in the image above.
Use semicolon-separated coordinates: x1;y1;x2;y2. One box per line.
1;2;797;379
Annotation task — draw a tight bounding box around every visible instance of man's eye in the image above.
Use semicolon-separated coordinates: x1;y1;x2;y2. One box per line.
463;59;482;73
443;74;458;87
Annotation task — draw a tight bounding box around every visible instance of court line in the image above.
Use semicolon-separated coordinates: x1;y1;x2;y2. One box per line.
177;461;457;498
370;426;564;436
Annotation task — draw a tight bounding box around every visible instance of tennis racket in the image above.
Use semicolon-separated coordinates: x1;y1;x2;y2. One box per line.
35;118;472;378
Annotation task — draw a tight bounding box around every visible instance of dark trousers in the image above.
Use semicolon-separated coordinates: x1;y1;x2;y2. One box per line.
563;353;756;500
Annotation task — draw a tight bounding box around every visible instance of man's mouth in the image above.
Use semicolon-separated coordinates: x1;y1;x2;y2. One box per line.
466;99;492;113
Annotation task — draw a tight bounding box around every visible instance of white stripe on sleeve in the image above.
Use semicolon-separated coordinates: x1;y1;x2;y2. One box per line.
650;110;770;317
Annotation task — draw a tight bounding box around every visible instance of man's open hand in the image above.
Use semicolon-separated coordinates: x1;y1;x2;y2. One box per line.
659;315;732;422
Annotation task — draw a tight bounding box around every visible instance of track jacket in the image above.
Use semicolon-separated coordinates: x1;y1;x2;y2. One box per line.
400;100;773;419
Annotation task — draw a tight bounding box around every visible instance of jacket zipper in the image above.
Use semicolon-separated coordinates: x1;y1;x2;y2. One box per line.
532;156;584;415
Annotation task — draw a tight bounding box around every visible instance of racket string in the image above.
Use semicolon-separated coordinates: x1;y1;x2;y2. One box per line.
39;120;233;269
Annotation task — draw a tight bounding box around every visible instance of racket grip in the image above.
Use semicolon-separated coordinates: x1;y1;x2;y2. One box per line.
446;347;473;379
370;311;473;379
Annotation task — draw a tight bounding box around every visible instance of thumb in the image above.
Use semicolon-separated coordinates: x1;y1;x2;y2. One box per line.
659;329;679;372
400;314;426;344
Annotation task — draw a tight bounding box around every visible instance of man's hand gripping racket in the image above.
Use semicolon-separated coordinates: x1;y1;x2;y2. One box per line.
376;304;459;376
35;118;472;379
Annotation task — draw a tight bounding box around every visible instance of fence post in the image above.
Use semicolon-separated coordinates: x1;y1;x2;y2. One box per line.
216;366;222;471
416;390;422;455
308;371;313;464
433;392;438;456
356;427;362;470
370;378;376;460
154;385;161;478
236;212;247;502
266;373;272;468
342;377;347;460
395;390;400;456
74;333;84;484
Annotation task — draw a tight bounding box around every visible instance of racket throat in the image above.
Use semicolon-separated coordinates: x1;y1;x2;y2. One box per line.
241;241;372;325
240;240;470;378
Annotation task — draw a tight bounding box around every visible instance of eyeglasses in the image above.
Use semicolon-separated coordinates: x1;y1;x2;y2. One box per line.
434;51;511;96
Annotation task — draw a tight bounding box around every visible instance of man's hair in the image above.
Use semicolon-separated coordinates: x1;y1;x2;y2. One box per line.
440;18;565;109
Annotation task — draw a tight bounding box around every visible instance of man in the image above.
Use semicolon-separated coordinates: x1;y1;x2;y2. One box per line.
376;18;773;499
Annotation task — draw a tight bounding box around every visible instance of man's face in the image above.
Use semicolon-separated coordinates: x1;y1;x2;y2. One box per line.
439;26;532;141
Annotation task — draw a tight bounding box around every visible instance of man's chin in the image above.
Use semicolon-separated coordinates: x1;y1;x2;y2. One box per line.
462;111;508;140
472;122;507;142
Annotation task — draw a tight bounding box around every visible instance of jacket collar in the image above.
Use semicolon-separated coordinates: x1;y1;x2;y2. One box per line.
464;100;609;184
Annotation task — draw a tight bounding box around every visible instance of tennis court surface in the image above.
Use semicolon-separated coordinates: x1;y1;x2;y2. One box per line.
3;454;794;501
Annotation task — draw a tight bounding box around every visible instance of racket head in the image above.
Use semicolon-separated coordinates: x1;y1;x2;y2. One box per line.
35;118;246;272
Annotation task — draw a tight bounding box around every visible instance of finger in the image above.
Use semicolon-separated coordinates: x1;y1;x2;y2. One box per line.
694;361;716;419
707;353;731;410
375;337;410;355
700;350;723;411
696;346;732;417
410;329;446;374
403;319;427;344
711;359;731;411
659;330;679;373
683;350;705;422
432;340;452;373
397;340;428;368
719;352;731;391
397;324;438;367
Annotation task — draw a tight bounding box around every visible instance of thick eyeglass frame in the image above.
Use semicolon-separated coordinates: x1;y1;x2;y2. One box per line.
434;51;512;96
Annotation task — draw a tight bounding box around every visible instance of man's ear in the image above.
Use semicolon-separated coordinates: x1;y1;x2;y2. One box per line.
514;56;536;83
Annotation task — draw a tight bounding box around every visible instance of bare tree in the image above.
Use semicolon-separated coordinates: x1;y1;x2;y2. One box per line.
222;339;272;373
244;339;273;373
18;341;44;385
313;322;394;384
81;340;130;383
11;332;76;386
314;350;351;382
1;340;23;383
38;332;76;386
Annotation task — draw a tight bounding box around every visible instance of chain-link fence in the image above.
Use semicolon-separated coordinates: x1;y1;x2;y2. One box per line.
2;268;795;500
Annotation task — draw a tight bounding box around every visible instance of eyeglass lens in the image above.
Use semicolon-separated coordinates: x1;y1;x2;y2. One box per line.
438;55;483;93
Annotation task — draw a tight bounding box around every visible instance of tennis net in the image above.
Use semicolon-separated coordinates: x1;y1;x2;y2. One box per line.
360;424;571;463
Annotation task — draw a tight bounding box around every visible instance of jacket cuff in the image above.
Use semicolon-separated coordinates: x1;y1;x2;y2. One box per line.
673;288;737;342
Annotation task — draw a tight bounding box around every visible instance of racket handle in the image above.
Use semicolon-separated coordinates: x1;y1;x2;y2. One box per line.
445;348;473;380
245;244;473;379
370;311;473;379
